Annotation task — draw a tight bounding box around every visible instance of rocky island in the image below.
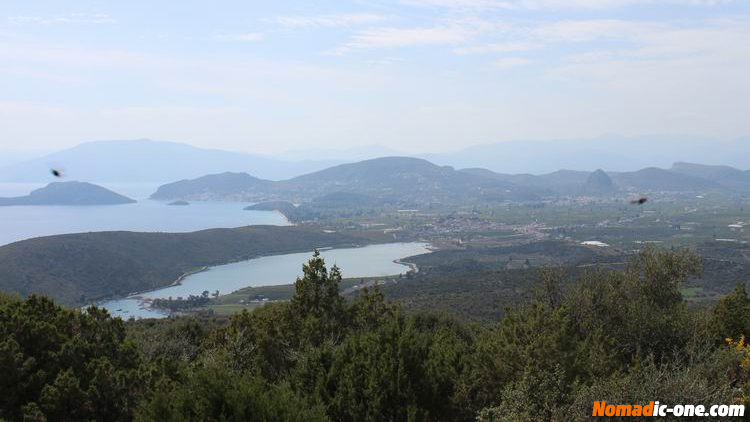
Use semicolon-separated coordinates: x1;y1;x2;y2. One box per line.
0;181;136;206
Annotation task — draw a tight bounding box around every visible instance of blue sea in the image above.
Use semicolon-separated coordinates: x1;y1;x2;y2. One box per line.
0;183;288;246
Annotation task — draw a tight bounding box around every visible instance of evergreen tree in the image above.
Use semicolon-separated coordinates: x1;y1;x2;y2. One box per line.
713;283;750;341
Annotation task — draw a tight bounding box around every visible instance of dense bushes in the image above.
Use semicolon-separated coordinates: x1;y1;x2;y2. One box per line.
2;245;749;421
0;294;141;421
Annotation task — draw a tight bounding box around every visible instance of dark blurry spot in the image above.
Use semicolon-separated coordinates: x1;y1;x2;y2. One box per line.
630;197;648;205
51;169;63;178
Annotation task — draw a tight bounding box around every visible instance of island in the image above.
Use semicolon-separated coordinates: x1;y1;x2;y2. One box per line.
167;200;190;206
0;181;136;206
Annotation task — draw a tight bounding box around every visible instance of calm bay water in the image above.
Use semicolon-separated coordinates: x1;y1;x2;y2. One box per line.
99;242;430;319
0;183;288;246
1;183;431;320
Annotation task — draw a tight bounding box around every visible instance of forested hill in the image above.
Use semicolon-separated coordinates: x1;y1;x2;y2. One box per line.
0;226;391;307
462;165;733;194
151;158;750;205
278;156;544;201
149;156;549;203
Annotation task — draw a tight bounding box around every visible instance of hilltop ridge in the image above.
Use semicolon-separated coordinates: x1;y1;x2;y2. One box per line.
150;156;549;204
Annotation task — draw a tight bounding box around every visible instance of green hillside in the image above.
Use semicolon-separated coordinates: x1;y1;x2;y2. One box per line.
149;157;549;204
0;226;390;307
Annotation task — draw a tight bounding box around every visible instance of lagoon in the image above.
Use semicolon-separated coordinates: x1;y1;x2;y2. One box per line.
99;242;430;319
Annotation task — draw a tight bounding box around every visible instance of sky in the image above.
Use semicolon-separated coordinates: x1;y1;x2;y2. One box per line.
0;0;748;155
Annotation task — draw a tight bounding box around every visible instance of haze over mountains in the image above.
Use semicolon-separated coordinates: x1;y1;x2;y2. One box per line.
0;137;747;185
151;157;547;205
150;157;750;208
461;163;745;195
0;139;342;183
423;135;750;174
1;138;748;209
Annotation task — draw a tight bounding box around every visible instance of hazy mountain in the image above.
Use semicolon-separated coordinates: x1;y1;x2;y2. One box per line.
610;167;721;191
6;136;746;185
0;181;136;206
151;156;548;204
0;139;344;183
151;172;272;200
426;135;750;174
670;162;750;189
152;155;743;205
461;168;589;191
465;165;730;193
268;156;550;203
583;170;615;194
0;150;48;168
274;144;404;162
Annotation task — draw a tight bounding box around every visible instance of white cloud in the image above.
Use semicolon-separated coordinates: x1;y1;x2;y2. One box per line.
493;57;532;68
0;41;163;68
455;41;544;54
401;0;515;8
531;19;659;42
270;13;387;28
331;26;476;54
365;57;407;65
7;13;114;25
519;0;733;9
403;0;732;9
549;19;750;96
213;33;264;42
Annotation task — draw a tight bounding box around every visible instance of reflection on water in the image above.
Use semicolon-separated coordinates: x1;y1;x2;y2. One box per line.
98;242;430;319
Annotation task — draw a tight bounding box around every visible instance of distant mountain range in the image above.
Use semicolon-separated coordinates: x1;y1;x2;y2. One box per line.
1;137;747;200
0;139;343;183
0;182;136;206
1;136;747;185
1;158;738;208
149;157;750;206
274;144;404;162
423;135;749;174
150;157;549;205
670;162;750;188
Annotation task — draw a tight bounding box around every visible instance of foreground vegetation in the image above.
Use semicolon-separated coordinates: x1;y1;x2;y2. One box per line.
2;246;750;421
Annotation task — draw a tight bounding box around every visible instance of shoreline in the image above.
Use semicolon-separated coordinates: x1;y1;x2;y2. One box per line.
95;242;432;314
393;259;420;274
127;266;210;299
272;210;293;226
95;241;419;306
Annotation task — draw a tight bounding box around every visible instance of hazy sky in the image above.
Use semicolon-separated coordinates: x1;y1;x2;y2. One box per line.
1;0;748;154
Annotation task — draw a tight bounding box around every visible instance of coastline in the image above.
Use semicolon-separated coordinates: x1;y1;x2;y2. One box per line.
393;242;434;274
94;242;433;318
273;210;293;225
393;259;420;274
92;241;382;308
100;242;429;305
